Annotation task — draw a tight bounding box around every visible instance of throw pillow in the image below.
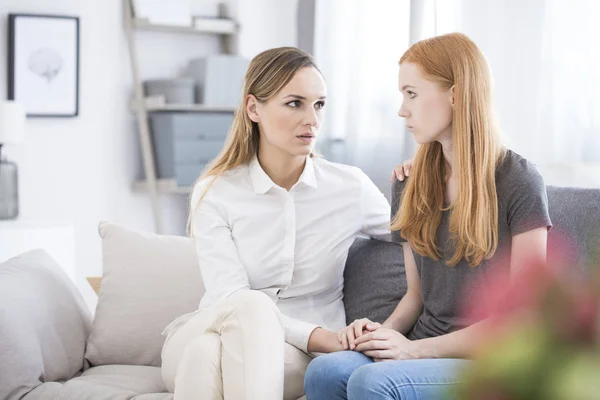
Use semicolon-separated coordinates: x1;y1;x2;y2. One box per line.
84;222;204;367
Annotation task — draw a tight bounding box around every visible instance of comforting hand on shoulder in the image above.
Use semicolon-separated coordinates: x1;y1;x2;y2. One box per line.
391;159;413;182
354;328;421;361
338;318;382;350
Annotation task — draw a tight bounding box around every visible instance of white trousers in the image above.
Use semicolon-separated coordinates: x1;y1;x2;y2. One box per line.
161;291;313;400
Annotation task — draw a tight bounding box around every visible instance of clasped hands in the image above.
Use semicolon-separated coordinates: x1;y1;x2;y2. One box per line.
337;318;421;362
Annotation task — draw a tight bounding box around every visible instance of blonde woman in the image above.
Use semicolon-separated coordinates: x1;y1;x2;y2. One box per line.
305;33;552;400
160;47;391;400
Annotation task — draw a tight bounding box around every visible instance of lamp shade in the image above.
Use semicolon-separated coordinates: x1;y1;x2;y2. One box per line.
0;101;26;146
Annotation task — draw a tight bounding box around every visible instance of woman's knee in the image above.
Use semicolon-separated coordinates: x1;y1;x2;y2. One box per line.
174;333;224;398
347;363;395;400
215;290;283;338
227;290;277;313
163;333;222;393
304;354;338;388
347;359;469;400
184;333;221;366
176;334;222;378
304;351;371;395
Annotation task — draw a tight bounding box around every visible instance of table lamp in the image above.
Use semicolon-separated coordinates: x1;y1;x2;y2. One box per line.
0;101;26;220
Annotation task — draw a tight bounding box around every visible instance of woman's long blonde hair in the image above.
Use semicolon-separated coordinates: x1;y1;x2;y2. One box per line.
187;47;321;235
391;33;506;267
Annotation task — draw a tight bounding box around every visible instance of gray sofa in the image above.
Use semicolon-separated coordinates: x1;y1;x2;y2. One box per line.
1;184;599;400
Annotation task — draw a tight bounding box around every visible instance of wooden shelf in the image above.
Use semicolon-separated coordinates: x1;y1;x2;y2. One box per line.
147;103;237;113
132;179;191;195
130;97;237;113
133;18;238;35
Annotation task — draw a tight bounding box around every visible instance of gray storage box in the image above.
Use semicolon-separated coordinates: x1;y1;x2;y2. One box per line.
143;78;196;104
149;112;234;186
185;55;249;107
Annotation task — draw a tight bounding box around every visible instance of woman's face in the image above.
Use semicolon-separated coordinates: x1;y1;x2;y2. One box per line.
397;62;454;145
246;66;327;159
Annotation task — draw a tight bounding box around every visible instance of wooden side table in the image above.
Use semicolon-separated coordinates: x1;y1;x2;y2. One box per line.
87;276;102;295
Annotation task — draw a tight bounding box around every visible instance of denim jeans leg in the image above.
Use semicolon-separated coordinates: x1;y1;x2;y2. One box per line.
304;351;373;400
347;358;470;400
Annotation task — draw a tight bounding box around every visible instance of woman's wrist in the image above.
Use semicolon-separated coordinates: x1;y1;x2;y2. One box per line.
307;327;344;353
382;318;405;333
381;320;396;330
412;338;439;359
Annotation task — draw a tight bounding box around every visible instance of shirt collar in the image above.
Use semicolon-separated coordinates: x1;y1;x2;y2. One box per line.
249;156;318;195
249;157;275;194
298;156;318;189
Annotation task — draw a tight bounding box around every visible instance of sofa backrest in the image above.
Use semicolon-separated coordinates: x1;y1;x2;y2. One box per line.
546;186;600;273
343;238;405;324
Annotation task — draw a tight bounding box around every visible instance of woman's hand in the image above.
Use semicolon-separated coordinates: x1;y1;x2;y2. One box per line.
338;318;382;350
354;328;423;361
391;159;413;182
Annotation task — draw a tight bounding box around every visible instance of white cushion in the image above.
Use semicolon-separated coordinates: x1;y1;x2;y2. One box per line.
84;222;204;367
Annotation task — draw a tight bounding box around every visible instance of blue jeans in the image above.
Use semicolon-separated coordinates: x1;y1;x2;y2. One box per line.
304;351;470;400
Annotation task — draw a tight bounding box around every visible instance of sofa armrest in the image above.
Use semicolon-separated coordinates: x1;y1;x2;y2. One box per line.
0;250;92;400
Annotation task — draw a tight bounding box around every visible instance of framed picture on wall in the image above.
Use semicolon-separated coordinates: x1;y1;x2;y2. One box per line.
7;14;80;118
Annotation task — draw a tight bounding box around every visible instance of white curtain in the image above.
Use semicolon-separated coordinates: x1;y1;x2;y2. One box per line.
314;0;411;194
314;0;600;188
432;0;600;185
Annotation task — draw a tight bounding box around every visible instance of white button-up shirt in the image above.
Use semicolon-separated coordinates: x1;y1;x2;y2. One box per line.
191;156;391;352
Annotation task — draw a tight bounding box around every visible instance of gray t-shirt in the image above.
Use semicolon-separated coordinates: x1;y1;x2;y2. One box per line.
394;150;552;340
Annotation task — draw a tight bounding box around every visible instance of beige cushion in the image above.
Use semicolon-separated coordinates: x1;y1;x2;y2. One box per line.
25;365;173;400
85;222;204;367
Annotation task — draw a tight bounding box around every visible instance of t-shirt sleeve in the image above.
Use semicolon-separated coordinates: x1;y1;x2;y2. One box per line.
504;160;553;236
358;170;392;240
391;179;408;243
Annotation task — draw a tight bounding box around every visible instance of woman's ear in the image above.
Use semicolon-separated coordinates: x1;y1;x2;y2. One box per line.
450;86;455;106
246;94;260;123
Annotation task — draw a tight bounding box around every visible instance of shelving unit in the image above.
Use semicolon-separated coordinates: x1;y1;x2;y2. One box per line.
146;104;237;113
130;96;237;113
133;18;237;35
132;179;191;195
123;0;239;233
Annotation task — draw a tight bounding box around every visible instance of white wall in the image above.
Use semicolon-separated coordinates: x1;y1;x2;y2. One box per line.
0;0;299;309
236;0;298;58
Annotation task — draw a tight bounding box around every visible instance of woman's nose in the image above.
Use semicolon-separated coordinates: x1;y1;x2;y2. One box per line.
305;109;319;126
398;106;410;118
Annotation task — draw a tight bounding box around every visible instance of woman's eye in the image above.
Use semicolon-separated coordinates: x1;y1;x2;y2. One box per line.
287;100;301;108
315;101;325;109
407;91;416;99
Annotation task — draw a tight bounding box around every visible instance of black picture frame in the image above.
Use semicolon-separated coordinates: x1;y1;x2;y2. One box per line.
7;13;80;118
